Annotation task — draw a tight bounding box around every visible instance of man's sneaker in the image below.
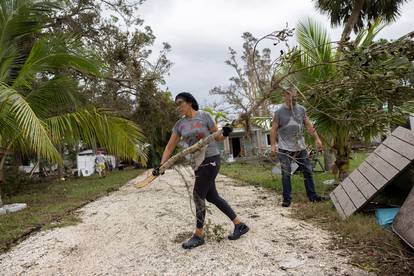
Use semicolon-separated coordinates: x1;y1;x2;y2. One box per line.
282;200;291;207
228;223;249;240
182;235;205;249
310;195;328;202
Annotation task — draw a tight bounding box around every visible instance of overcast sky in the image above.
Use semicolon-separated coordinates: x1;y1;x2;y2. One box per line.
137;0;414;107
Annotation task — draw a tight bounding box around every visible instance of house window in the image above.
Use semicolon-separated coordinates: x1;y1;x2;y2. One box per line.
266;134;271;146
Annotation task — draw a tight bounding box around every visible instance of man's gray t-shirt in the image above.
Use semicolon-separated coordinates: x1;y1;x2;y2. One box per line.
273;104;307;152
172;111;220;158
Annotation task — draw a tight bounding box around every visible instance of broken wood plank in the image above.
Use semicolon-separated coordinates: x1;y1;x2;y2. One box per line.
341;178;366;208
358;161;388;190
374;144;411;169
383;135;414;160
349;169;377;199
365;153;399;180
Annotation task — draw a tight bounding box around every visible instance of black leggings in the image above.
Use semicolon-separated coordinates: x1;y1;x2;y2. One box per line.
193;155;237;228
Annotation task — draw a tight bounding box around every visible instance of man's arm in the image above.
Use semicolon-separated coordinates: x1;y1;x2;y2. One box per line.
304;116;323;151
270;117;279;155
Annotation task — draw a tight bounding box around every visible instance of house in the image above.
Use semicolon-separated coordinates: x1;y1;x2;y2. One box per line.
218;123;272;158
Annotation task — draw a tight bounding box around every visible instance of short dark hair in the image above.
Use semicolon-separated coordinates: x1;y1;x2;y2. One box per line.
175;92;199;111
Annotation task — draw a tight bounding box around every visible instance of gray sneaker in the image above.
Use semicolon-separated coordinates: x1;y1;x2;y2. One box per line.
228;223;249;240
182;235;205;249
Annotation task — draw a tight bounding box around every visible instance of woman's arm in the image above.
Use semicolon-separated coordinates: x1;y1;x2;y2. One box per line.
210;125;227;141
160;132;181;164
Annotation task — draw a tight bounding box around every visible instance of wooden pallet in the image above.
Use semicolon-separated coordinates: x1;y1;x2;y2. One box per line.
330;127;414;219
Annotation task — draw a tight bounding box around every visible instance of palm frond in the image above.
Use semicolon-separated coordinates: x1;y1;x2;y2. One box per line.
26;76;83;118
354;17;387;47
45;107;148;163
12;36;101;89
295;18;335;85
0;81;60;161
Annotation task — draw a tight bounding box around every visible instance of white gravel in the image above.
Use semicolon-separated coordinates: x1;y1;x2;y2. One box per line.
0;168;372;275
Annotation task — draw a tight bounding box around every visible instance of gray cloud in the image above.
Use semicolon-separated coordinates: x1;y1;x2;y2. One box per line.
139;0;414;107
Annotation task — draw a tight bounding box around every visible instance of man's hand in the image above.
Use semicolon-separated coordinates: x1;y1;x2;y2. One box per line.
316;139;323;152
270;145;278;157
222;124;233;137
152;166;164;176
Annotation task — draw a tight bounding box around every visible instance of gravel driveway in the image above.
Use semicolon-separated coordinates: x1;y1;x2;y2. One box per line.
0;168;371;275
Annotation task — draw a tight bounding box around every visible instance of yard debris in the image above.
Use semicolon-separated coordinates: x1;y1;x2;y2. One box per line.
323;179;336;185
279;257;306;270
0;203;27;215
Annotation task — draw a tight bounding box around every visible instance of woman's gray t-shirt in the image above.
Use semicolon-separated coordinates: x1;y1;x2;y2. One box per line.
172;111;220;158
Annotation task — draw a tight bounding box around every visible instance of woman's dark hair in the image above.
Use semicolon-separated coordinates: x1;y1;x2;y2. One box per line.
175;92;199;111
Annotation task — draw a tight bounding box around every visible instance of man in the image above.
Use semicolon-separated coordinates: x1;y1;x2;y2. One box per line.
270;88;325;207
95;151;106;178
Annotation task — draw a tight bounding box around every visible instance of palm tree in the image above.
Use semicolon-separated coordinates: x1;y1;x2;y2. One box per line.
0;0;147;206
292;18;387;180
203;107;229;124
314;0;408;44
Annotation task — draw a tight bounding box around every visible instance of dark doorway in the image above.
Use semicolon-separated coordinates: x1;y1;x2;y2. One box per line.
231;137;241;157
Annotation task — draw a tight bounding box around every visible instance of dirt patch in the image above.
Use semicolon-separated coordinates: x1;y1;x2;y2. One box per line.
0;168;372;275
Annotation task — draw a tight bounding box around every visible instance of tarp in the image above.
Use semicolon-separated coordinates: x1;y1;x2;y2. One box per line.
375;208;400;226
393;185;414;249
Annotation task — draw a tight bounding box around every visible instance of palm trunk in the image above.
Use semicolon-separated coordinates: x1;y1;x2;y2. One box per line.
339;0;365;45
0;145;12;207
335;153;350;181
0;153;7;207
57;144;64;179
333;139;351;181
323;137;335;171
323;149;335;172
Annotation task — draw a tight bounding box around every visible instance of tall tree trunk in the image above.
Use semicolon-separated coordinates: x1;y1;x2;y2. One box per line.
339;0;365;45
333;141;351;181
57;144;64;179
323;137;335;171
243;117;255;156
323;149;335;172
0;153;7;207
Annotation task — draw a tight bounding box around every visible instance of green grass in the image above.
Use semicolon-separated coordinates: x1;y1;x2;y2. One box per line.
0;169;143;253
220;152;414;275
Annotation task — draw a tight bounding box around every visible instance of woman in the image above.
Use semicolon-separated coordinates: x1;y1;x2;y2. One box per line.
153;92;249;249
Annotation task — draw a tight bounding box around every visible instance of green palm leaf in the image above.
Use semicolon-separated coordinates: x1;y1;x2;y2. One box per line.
45;108;148;163
12;36;101;89
0;81;60;161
